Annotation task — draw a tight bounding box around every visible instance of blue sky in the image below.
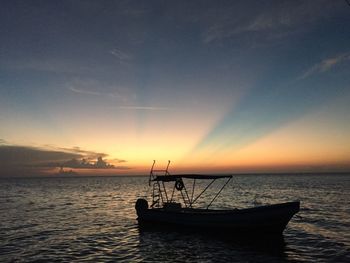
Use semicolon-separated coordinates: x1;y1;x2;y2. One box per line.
0;0;350;175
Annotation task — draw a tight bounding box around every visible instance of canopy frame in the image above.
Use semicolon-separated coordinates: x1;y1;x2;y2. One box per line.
149;161;232;209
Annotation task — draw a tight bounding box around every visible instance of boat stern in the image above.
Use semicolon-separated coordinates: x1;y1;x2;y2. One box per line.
135;198;149;218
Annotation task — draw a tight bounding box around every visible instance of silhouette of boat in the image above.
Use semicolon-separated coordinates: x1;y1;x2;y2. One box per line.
135;161;300;235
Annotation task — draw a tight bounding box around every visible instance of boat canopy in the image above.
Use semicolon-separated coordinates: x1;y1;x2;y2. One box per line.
149;161;233;209
153;174;232;182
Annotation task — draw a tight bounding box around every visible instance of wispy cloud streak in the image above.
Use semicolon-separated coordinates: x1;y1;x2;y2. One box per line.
67;80;128;101
202;0;341;44
69;86;101;96
299;52;350;79
110;48;132;61
117;106;171;111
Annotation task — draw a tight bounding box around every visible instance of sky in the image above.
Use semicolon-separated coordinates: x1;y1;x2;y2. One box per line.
1;0;350;176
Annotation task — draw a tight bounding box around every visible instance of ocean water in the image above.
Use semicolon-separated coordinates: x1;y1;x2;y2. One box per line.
0;174;349;262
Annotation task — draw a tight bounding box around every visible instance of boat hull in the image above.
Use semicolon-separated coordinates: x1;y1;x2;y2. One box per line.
136;201;300;235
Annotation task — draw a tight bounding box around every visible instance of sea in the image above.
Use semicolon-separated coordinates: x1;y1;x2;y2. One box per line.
0;174;349;262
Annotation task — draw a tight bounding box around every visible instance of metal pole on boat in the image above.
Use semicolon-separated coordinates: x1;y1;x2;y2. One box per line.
162;181;169;202
157;181;164;205
179;189;187;208
165;160;170;175
149;160;156;186
190;179;196;206
192;179;216;205
181;182;192;207
206;177;232;209
170;183;176;202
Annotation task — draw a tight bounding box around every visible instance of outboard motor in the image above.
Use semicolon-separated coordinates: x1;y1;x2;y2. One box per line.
135;198;148;217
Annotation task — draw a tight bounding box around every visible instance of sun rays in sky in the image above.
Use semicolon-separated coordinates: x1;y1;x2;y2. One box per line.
1;1;350;176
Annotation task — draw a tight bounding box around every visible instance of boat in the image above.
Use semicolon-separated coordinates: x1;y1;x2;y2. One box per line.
135;161;300;236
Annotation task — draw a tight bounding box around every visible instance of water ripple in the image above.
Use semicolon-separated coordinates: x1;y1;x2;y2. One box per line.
0;174;349;262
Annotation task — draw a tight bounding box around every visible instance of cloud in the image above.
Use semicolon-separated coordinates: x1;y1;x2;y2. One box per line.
203;13;287;44
299;52;350;79
0;144;129;176
110;48;132;61
117;106;171;111
58;156;115;169
56;146;108;160
0;145;81;167
69;86;101;96
201;0;343;44
111;158;127;163
69;86;125;99
67;79;129;101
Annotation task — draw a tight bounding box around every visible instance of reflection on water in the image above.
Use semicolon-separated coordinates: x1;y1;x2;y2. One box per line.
138;227;287;262
0;174;349;262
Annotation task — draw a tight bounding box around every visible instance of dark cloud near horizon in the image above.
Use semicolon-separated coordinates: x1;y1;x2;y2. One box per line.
55;156;116;169
57;146;108;160
0;144;128;176
0;145;81;167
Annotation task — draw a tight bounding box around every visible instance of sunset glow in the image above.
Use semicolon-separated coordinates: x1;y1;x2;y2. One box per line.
1;1;350;176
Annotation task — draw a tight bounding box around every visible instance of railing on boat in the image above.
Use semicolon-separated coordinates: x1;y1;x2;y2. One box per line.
149;160;232;209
